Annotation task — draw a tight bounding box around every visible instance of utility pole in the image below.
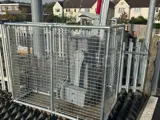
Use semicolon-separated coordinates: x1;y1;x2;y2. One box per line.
99;0;110;26
143;0;157;94
31;0;43;22
31;0;44;59
145;0;157;48
98;1;112;120
98;0;110;39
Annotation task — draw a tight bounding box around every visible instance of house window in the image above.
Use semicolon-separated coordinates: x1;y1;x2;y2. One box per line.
2;6;5;11
74;8;76;12
66;8;70;12
8;6;12;10
121;2;123;5
134;8;141;12
56;9;60;13
0;7;1;12
118;8;125;13
14;6;19;10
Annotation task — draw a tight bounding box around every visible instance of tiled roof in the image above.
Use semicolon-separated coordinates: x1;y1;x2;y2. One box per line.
63;0;115;9
63;0;96;8
125;0;160;8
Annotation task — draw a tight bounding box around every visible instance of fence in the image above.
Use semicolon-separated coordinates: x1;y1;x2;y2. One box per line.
1;23;125;120
118;40;148;92
128;24;160;39
0;24;10;91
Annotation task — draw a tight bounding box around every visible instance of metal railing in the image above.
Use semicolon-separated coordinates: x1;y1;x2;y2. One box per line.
119;40;148;92
1;22;125;120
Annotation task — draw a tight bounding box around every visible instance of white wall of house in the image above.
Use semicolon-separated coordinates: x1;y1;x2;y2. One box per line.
130;8;149;19
114;0;130;18
115;0;160;21
53;2;63;16
0;3;26;15
64;8;84;18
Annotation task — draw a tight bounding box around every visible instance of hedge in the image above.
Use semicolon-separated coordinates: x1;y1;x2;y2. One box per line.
153;23;160;29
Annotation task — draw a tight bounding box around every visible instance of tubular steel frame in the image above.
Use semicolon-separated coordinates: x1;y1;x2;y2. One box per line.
2;23;125;120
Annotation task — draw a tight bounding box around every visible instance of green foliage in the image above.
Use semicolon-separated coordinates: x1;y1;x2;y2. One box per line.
118;12;129;24
129;16;147;24
44;15;74;23
43;2;55;14
66;22;80;25
153;23;160;29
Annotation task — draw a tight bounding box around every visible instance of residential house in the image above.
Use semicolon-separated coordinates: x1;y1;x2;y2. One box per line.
63;0;115;22
114;0;160;19
52;1;63;16
0;3;31;15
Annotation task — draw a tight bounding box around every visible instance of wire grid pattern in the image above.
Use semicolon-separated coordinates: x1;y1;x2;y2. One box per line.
4;23;125;120
6;25;51;109
103;28;123;119
53;27;104;120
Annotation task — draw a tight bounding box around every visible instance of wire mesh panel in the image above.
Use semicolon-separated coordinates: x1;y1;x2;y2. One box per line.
51;25;125;120
3;23;125;120
5;25;51;109
103;27;124;119
53;27;103;120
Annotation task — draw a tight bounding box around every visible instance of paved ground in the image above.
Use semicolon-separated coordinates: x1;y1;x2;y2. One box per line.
152;97;160;120
140;96;158;120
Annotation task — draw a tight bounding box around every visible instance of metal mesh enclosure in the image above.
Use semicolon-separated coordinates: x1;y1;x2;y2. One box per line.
2;23;125;120
6;25;51;109
103;27;124;119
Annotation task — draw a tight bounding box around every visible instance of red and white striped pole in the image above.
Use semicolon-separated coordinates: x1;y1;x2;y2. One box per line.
96;0;102;14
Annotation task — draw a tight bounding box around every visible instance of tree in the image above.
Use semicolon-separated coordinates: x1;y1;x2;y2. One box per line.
43;2;55;14
118;12;129;24
4;8;14;21
129;16;147;24
19;8;27;21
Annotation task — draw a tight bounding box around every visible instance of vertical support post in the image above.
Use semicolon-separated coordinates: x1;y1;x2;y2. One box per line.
1;25;14;96
142;0;157;92
126;41;133;92
119;42;125;92
98;0;110;66
49;26;54;113
31;0;44;59
116;27;125;96
110;29;116;90
58;29;61;57
99;0;110;26
133;42;141;92
152;41;160;95
99;0;110;39
1;26;8;91
31;0;43;22
0;50;5;90
129;24;134;35
100;28;111;120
